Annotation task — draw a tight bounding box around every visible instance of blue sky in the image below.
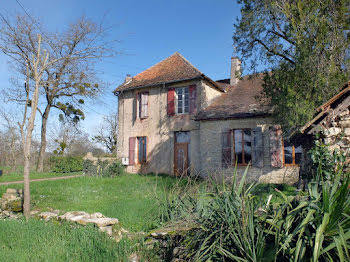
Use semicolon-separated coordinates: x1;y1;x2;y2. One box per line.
1;0;241;138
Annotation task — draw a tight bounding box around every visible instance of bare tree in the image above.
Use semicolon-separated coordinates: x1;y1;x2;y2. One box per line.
35;16;117;172
92;111;118;154
49;120;104;156
0;110;21;171
49;119;83;155
1;14;117;172
0;14;116;217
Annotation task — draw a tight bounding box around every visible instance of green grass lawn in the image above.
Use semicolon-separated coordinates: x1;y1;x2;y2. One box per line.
0;219;145;262
0;166;81;183
0;174;180;232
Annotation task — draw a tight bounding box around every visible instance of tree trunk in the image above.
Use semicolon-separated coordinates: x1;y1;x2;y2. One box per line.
23;76;40;218
37;104;51;172
23;141;31;218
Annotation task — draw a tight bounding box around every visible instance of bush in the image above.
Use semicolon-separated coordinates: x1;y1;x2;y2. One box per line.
83;159;125;177
49;156;83;173
308;138;346;181
159;164;350;261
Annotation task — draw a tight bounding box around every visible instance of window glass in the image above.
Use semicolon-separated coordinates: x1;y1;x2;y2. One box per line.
138;138;143;163
243;130;252;163
234;130;243;163
295;146;302;164
176;87;189;114
138;137;147;163
284;142;293;164
139;92;148;118
283;140;302;165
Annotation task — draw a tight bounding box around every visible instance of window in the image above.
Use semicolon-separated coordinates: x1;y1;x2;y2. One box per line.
176;87;189;114
233;129;252;165
222;129;252;167
138;92;148;119
137;137;147;163
283;141;302;166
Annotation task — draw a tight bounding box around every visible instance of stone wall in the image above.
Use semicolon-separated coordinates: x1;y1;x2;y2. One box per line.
319;107;350;163
199;117;299;185
83;152;117;164
0;188;23;219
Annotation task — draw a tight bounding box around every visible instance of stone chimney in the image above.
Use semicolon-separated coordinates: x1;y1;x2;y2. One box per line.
230;57;241;86
125;74;132;83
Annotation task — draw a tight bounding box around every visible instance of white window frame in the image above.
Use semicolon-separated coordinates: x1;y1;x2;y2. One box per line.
176;87;189;114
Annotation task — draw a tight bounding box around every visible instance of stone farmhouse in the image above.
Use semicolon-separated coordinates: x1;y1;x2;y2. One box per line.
114;52;301;184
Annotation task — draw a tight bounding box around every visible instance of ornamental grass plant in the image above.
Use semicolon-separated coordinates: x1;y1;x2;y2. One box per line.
159;163;350;261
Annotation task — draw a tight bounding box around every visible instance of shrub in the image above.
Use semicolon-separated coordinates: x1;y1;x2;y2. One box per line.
308;138;346;181
83;159;125;177
49;155;83;173
271;167;350;261
159;164;350;261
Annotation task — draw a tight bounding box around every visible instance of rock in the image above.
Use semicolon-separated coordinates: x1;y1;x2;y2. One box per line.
30;210;40;216
2;210;10;217
39;212;59;221
338;109;349;117
90;212;104;219
324;137;333;144
323;127;341;137
344;128;350;136
2;193;19;201
150;231;169;239
0;200;7;210
128;253;140;262
329;144;341;152
99;226;113;236
7;199;22;212
6;188;17;194
77;217;119;227
58;211;90;221
339;120;350;128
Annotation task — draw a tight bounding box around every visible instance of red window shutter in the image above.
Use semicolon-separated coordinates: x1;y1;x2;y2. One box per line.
222;129;232;167
269;125;283;167
129;137;136;165
167;88;175;116
189;84;197;114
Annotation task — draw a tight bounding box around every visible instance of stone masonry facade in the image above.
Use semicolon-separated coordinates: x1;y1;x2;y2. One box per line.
115;53;300;184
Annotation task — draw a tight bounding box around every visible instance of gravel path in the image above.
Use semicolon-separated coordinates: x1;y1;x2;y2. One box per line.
0;174;83;186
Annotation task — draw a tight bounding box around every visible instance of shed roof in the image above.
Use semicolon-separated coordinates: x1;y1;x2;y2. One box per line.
195;74;271;121
300;81;350;134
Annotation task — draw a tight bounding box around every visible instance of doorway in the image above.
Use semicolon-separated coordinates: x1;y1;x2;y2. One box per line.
174;131;190;176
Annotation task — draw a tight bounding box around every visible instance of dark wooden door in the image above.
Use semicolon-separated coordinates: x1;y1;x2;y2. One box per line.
174;143;188;176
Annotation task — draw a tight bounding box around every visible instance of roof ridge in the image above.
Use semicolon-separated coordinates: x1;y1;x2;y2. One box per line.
131;52;197;81
114;52;225;93
174;52;203;75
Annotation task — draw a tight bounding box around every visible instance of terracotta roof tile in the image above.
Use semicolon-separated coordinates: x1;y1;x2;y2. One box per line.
114;52;211;92
195;75;272;120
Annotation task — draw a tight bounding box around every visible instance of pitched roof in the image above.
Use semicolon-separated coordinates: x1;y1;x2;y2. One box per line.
195;75;272;121
300;81;350;134
114;52;223;92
